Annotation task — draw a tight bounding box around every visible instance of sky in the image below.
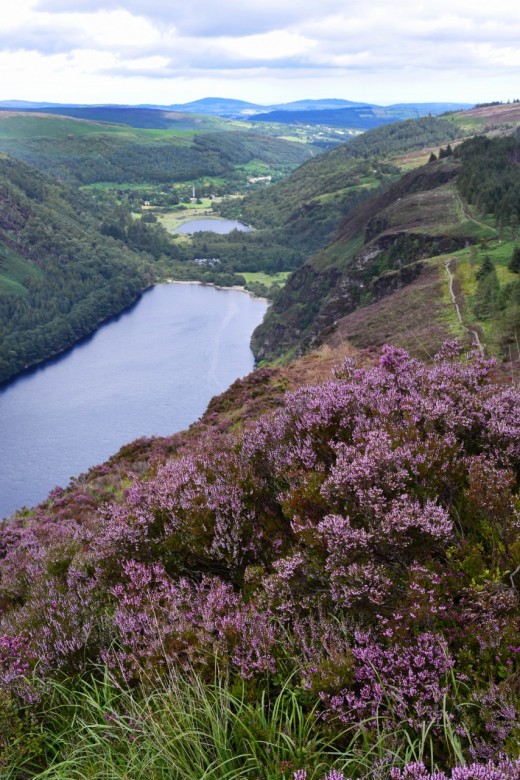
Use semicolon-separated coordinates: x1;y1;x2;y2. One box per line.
0;0;519;106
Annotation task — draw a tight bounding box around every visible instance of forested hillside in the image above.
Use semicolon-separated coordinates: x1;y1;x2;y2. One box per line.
252;104;395;128
456;134;520;228
0;114;313;185
0;105;232;130
252;130;520;363
0;156;150;383
453;133;520;352
188;117;463;281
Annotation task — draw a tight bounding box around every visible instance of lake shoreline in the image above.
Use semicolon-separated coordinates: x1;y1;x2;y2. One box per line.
0;284;153;392
161;214;253;235
0;279;270;391
163;278;270;304
1;284;268;519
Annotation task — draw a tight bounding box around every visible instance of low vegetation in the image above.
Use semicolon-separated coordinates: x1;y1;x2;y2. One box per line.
0;344;518;776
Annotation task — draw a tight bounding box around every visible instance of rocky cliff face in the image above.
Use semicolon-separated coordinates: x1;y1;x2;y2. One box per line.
251;264;341;361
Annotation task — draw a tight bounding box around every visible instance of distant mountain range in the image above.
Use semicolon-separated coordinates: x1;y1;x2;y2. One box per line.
0;96;473;123
161;97;375;116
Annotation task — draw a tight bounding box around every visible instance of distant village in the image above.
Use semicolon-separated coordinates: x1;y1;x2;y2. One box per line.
247;175;272;184
191;258;221;266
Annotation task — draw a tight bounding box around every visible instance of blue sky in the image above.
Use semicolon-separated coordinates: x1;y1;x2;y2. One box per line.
0;0;519;105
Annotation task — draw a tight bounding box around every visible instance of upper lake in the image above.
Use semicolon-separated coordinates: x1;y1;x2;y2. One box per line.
0;283;267;519
175;218;252;234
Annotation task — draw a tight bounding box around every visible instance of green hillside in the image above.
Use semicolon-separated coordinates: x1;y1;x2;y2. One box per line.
0;156;150;383
0;105;236;130
447;100;520;135
179;117;464;286
252;131;520;363
249;102;471;129
0;112;314;185
222;116;462;232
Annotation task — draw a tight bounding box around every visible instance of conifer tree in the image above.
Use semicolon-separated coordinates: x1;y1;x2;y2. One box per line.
474;255;499;318
508;244;520;273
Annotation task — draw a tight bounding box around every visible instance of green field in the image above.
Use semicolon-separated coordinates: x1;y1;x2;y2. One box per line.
0;111;223;141
240;271;291;286
0;243;44;295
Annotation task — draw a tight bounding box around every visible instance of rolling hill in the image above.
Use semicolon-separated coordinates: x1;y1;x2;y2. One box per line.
0;112;315;185
252;105;395;129
0;97;472;122
0;105;234;130
251;110;520;364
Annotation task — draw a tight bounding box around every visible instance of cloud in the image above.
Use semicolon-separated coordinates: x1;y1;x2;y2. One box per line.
34;0;340;36
0;5;161;55
19;0;519;68
2;0;520;104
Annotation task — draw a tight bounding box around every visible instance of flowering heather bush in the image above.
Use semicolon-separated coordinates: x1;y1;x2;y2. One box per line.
0;343;518;762
104;561;277;681
388;757;520;779
319;629;455;727
294;759;520;780
0;634;30;690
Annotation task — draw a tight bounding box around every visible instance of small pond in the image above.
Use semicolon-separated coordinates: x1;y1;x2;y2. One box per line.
176;218;252;234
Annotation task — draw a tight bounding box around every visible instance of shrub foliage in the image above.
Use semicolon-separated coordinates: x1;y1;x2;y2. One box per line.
0;343;518;771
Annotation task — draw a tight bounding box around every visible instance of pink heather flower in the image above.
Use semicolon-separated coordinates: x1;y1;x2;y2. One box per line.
390;758;520;779
0;340;518;762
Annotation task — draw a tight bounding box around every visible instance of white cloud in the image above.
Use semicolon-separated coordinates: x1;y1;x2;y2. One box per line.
0;0;519;104
77;10;160;48
221;30;314;62
472;43;520;68
34;0;340;36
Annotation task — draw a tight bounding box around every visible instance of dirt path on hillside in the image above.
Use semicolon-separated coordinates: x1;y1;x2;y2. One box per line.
454;190;498;235
445;260;484;353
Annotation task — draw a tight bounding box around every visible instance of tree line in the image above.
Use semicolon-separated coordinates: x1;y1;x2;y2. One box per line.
454;135;520;351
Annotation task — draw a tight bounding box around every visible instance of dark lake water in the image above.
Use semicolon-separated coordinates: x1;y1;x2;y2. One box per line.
0;283;267;519
176;218;252;234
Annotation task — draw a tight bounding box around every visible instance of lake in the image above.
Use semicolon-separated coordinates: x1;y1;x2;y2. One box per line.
0;283;267;519
176;218;252;234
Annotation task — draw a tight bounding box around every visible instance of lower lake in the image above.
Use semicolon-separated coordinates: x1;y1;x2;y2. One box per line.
175;218;252;234
0;283;267;519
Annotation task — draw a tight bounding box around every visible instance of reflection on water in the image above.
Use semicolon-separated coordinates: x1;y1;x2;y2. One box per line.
176;218;252;234
0;284;266;519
